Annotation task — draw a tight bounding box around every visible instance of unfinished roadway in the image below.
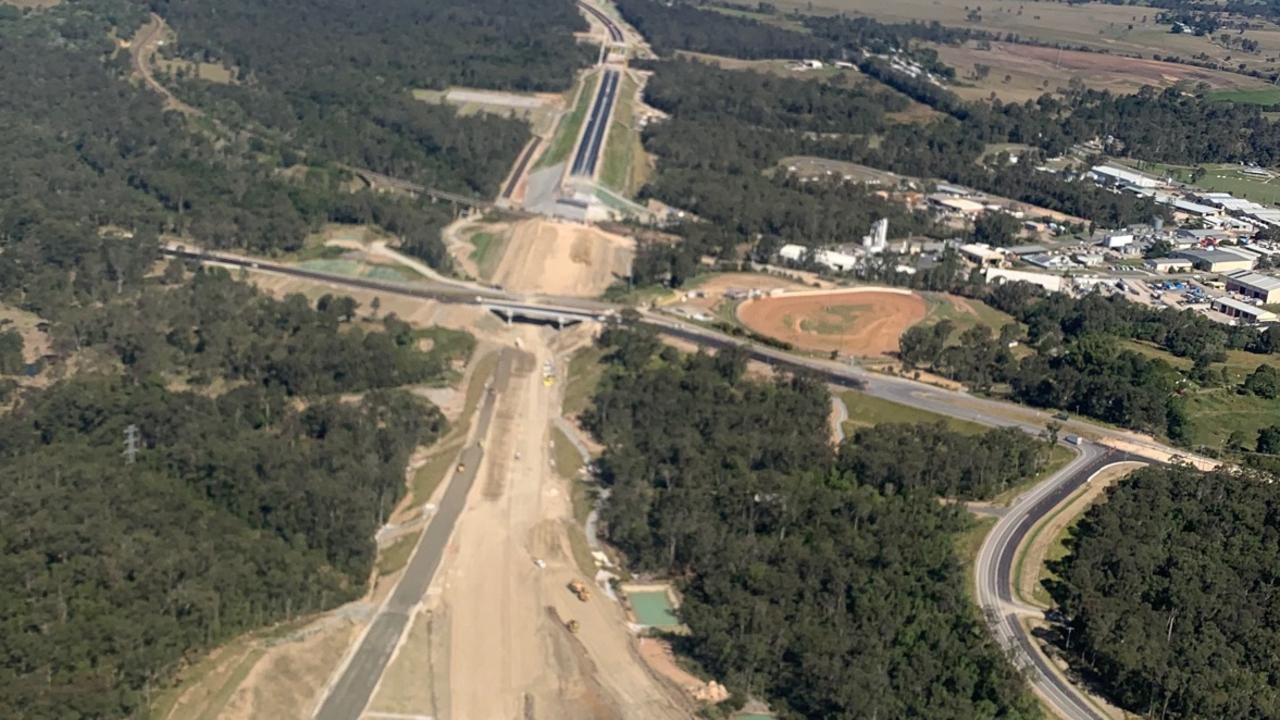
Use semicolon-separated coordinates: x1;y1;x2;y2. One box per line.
172;247;1212;720
312;351;514;720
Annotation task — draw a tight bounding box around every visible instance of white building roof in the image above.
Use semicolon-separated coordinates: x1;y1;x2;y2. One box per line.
1213;296;1277;317
1091;164;1158;187
960;243;1005;261
1159;197;1220;216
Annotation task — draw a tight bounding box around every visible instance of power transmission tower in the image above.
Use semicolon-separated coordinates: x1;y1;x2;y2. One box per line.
123;424;140;465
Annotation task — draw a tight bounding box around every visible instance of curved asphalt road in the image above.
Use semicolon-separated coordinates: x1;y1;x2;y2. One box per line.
312;350;512;720
975;445;1149;720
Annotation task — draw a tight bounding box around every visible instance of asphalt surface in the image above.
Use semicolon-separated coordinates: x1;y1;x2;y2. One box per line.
570;68;619;178
502;136;542;199
975;445;1149;720
579;1;624;42
313;351;512;720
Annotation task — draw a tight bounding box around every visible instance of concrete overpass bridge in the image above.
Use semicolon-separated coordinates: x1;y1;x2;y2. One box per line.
479;298;614;327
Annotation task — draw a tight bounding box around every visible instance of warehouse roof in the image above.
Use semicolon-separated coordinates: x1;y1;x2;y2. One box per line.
1225;270;1280;292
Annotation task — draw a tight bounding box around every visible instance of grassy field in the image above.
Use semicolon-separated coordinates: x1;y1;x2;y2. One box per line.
600;73;640;194
1116;339;1278;449
840;390;988;435
1114;159;1280;203
417;326;476;364
1205;87;1280;105
722;0;1280;78
377;532;421;576
155;57;237;85
467;230;507;278
537;73;598;169
918;293;1017;342
934;41;1274;102
1185;390;1280;451
706;4;811;32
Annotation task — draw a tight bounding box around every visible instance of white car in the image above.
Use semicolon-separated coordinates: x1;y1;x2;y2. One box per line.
534;559;546;569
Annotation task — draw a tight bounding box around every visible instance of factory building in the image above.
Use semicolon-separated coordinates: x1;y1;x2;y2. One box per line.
1224;270;1280;304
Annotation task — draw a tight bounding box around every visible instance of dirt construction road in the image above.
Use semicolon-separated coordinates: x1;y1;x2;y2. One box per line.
406;323;687;720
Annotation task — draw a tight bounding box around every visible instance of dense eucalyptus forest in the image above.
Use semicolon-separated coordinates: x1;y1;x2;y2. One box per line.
0;0;584;715
583;323;1042;719
154;0;592;194
1050;465;1280;720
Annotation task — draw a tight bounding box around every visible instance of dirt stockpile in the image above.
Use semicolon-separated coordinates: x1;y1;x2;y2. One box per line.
493;218;633;297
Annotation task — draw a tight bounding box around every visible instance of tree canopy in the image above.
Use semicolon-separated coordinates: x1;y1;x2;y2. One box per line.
1050;465;1280;720
583;324;1040;719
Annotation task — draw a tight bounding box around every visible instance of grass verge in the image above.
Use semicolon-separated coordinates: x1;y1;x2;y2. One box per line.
550;425;585;480
600;73;639;193
377;531;421;577
467;230;507;279
1013;483;1089;607
538;73;598;169
563;345;607;418
956;515;997;598
840;390;987;435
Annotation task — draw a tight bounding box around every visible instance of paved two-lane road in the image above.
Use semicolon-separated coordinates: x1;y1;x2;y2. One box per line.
313;351;513;720
975;445;1148;720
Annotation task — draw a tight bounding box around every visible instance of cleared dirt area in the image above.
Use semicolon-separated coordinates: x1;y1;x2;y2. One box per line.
737;288;928;356
937;41;1274;102
683;271;814;307
493;218;634;297
429;326;688;720
155;610;370;720
0;304;50;366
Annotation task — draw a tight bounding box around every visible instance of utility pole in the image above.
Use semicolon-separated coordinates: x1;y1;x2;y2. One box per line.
123;424;140;465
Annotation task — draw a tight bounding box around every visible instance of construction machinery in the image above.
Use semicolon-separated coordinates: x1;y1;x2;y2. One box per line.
568;579;591;602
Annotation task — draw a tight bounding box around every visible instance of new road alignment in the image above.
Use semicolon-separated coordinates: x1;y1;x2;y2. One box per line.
501;137;542;200
977;447;1149;720
579;1;624;42
313;351;514;720
171;248;1208;720
570;68;620;178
